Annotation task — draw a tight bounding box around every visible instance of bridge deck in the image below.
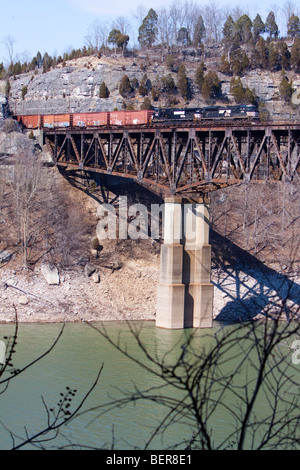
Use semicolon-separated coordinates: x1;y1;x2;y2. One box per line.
44;121;300;195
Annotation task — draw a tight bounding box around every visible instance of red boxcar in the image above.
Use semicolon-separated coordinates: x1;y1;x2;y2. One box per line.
110;110;153;126
18;115;41;129
43;114;70;128
73;112;109;127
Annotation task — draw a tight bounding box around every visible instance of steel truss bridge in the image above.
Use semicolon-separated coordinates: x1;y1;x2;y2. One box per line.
44;121;300;196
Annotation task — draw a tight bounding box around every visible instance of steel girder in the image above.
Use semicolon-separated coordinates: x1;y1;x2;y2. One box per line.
45;124;300;195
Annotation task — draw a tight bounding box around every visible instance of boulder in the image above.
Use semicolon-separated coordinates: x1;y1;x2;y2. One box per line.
78;255;90;266
0;250;12;263
18;295;29;305
41;263;60;285
91;272;100;283
84;263;96;277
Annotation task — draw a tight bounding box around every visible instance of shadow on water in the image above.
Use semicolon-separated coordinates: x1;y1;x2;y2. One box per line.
211;230;300;323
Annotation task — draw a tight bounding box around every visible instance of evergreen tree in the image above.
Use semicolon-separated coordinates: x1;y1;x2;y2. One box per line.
177;27;190;46
219;54;231;74
265;11;279;39
165;55;176;72
21;85;28;100
255;37;268;69
36;51;42;68
195;62;205;88
99;81;109;98
119;75;133;98
244;86;257;105
252;14;265;42
230;77;257;104
235;14;252;44
268;42;280;71
277;40;290;70
231;49;249;76
138;9;158;48
201;71;221;101
279;73;294;103
161;74;176;94
140;97;152;110
193;16;206;47
223;15;236;48
116;34;129;55
139;74;149;96
177;64;189;101
8;61;22;76
0;63;5;80
108;29;122;52
42;52;52;73
151;84;159;102
230;77;245;103
287;14;300;39
290;37;300;71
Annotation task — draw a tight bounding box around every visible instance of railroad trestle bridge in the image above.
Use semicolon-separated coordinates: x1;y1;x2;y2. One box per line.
44;121;300;196
44;121;300;329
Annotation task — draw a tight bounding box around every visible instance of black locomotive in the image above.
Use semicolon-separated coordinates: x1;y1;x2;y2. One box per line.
152;105;259;123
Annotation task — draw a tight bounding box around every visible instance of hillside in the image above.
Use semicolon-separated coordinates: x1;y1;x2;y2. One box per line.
5;46;300;121
0;47;299;325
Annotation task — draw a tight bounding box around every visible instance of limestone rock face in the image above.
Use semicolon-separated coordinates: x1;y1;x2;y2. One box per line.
7;54;300;121
0;80;7;121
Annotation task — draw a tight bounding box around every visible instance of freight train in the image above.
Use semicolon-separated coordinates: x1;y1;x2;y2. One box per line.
15;105;259;130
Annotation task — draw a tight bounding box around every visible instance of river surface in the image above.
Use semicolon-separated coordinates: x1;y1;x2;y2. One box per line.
0;320;299;450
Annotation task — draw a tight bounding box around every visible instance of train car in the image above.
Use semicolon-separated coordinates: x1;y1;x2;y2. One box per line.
15;104;259;131
17;114;41;129
152;108;202;122
43;114;71;128
153;105;259;123
110;110;153;126
201;105;259;120
73;112;110;127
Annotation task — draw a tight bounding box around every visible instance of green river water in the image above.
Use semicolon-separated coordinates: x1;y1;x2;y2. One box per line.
0;320;299;450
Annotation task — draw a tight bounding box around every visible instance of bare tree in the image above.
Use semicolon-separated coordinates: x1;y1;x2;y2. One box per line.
157;7;173;59
169;0;185;45
203;0;223;43
181;0;201;43
112;16;131;36
85;20;109;53
282;0;300;36
8;151;43;267
2;35;15;65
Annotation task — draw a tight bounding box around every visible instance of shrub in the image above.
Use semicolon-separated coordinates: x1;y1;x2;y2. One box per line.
21;86;28;100
141;97;152;109
92;237;100;251
201;71;221;101
279;74;294;103
99;81;109;98
119;75;133;98
177;64;190;101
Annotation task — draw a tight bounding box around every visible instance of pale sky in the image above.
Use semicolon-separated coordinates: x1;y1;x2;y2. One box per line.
0;0;297;65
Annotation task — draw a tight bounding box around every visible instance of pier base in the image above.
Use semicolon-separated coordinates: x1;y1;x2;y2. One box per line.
156;197;213;329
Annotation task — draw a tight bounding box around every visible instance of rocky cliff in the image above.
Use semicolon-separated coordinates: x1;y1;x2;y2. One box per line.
0;81;7;121
7;52;300;121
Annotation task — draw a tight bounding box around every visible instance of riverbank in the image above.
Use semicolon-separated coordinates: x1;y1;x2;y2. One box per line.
1;254;299;324
0;252;160;324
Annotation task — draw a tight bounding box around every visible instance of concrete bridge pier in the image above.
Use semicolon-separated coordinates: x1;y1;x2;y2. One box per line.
156;196;213;329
